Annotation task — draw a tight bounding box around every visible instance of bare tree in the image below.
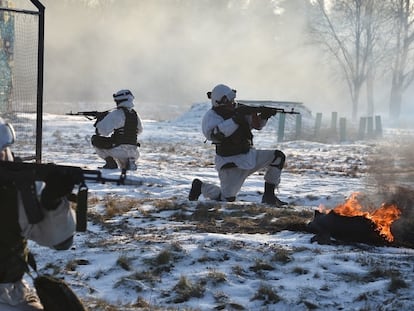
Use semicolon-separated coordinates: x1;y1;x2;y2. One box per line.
309;0;388;120
388;0;414;121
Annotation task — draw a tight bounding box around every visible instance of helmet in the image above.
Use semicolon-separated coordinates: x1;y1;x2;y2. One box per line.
0;117;15;150
113;89;134;104
208;84;236;107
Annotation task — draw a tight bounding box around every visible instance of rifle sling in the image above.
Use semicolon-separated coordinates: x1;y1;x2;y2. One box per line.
76;182;88;232
6;170;44;224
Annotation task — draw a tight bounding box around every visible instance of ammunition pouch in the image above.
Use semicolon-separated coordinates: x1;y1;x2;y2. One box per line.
215;143;251;157
91;135;115;149
215;124;252;157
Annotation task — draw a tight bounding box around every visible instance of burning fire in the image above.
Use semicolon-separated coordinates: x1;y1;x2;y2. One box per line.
319;192;402;242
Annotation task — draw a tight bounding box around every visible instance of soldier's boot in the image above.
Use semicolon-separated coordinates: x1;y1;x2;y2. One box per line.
189;179;202;201
126;158;137;171
102;157;118;169
261;182;288;207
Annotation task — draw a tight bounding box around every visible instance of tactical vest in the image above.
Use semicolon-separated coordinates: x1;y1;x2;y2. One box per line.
0;184;28;283
213;107;253;157
111;107;138;146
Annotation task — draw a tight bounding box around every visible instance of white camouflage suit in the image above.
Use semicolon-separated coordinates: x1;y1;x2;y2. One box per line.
0;151;76;311
93;93;143;169
199;86;285;202
0;118;77;311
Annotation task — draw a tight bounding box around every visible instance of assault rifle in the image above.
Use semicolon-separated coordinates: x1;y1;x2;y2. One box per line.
66;110;110;121
0;161;128;232
235;103;300;117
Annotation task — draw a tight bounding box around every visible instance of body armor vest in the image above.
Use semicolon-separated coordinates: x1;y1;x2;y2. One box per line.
213;107;253;157
111;107;138;145
0;184;28;283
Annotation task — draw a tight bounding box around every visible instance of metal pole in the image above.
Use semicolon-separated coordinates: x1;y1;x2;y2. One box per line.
30;0;45;163
277;113;286;142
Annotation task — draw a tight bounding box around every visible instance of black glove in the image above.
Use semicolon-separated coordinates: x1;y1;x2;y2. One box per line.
41;170;76;210
232;111;248;126
96;111;109;122
93;111;109;127
260;110;276;119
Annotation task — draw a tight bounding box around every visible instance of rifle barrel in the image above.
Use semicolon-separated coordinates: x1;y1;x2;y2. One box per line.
0;161;125;185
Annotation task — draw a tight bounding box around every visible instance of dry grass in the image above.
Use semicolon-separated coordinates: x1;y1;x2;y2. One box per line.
172;276;205;303
75;193;413;309
205;269;227;285
249;259;275;273
116;254;133;271
251;283;281;304
104;196;137;218
271;246;293;264
172;202;313;235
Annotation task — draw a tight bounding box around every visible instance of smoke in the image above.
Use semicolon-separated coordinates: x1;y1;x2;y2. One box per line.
365;137;414;215
40;0;364;119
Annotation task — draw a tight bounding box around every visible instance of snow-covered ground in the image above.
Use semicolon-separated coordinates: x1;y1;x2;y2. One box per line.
10;104;414;310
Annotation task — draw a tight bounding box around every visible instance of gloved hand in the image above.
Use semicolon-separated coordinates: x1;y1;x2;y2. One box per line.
232;111;247;126
41;170;76;210
260;110;276;119
96;111;107;121
93;111;109;128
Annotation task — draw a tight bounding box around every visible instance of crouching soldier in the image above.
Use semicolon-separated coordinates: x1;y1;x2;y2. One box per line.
0;118;77;310
189;84;287;207
91;89;143;170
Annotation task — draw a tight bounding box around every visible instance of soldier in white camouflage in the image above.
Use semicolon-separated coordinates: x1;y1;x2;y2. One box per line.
189;84;287;207
91;89;143;171
0;118;77;311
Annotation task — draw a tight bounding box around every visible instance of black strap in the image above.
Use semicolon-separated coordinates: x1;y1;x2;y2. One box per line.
76;182;88;232
27;251;38;274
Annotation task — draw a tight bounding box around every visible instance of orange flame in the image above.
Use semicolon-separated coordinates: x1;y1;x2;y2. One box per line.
319;192;401;242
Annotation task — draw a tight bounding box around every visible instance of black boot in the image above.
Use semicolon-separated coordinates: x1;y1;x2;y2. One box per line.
261;182;287;207
102;156;118;169
189;179;202;201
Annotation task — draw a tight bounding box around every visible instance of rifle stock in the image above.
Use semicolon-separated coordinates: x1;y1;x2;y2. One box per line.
0;161;126;232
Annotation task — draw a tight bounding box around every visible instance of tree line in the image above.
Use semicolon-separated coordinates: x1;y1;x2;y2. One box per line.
307;0;414;122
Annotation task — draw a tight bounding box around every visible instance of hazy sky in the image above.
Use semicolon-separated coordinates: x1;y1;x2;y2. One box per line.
24;0;397;120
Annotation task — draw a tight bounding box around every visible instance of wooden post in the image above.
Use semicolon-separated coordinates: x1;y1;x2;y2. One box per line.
277;113;286;142
367;116;374;139
339;117;346;142
358;117;366;140
375;115;383;138
295;114;302;140
314;113;322;138
331;112;338;132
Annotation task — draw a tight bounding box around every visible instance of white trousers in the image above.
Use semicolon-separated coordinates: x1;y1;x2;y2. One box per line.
0;280;43;310
94;144;139;169
201;149;283;200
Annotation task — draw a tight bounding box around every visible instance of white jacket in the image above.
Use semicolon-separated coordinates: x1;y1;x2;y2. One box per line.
18;182;76;248
95;99;143;137
202;108;267;171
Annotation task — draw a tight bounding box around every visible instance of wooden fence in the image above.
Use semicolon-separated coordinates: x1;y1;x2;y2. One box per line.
277;112;383;143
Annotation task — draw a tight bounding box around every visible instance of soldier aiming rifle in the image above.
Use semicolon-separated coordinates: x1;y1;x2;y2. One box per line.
189;84;300;207
67;89;143;170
